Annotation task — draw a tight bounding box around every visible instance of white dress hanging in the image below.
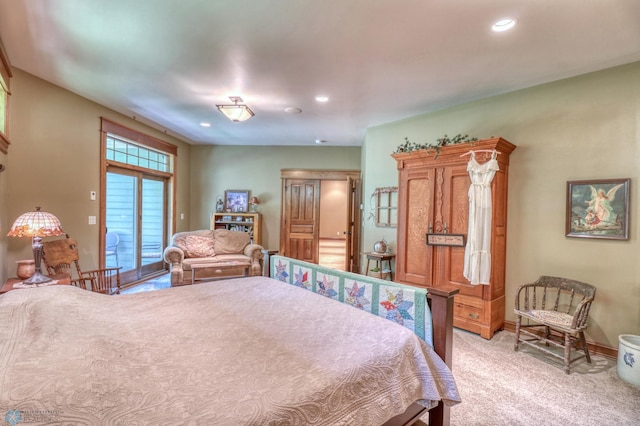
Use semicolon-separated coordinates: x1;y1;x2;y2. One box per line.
463;150;499;285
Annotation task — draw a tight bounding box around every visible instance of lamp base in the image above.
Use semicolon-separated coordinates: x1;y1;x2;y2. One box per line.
22;271;53;285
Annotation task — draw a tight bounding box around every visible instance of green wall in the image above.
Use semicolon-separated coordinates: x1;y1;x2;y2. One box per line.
2;69;192;273
361;61;640;347
189;145;361;251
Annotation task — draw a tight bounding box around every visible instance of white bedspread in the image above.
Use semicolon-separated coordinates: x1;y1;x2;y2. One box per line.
0;277;459;425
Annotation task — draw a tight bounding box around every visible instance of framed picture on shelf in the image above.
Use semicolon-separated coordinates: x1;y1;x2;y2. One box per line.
566;178;630;240
224;190;250;213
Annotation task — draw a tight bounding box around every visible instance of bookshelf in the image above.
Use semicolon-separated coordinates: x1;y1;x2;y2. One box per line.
210;212;262;246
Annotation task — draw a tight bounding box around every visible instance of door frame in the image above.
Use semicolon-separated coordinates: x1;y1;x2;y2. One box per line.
103;166;170;284
280;169;361;272
99;118;177;283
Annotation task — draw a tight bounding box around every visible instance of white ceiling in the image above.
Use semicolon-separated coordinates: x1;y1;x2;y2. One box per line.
1;0;640;147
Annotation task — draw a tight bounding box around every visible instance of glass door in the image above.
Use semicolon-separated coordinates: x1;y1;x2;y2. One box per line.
106;169;167;284
140;177;165;276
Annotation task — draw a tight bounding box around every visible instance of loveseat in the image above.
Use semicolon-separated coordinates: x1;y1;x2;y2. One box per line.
163;229;264;286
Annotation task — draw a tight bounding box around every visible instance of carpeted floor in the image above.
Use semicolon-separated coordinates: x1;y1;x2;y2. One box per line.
433;329;640;426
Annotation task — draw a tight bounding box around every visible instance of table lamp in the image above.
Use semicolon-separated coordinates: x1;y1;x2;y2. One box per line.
7;206;65;284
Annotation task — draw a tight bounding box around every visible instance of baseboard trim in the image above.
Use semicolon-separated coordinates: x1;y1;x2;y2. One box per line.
502;320;618;359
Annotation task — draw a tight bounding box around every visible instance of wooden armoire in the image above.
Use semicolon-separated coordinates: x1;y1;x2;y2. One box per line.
392;137;516;339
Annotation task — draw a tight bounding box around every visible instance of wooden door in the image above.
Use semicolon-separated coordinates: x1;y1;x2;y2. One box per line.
346;176;361;273
281;169;361;268
281;179;320;263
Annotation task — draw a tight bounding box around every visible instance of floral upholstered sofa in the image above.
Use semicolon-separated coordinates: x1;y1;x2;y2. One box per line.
163;229;264;286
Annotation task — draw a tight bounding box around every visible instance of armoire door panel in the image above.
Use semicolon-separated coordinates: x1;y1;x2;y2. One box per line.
449;173;471;233
490;227;507;298
397;173;435;285
434;165;471;290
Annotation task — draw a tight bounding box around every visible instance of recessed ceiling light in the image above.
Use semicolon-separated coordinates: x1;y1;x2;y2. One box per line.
492;18;517;32
285;107;302;114
315;96;329;102
200;122;211;127
315;139;327;144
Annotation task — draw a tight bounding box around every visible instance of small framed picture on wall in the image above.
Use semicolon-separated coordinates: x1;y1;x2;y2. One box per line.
224;190;249;213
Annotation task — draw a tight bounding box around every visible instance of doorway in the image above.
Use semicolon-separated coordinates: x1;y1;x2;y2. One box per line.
280;169;361;272
319;180;348;270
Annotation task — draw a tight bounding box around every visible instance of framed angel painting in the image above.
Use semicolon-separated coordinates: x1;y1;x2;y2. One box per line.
566;178;630;240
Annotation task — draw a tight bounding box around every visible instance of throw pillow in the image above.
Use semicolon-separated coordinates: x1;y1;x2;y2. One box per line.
175;235;216;258
213;229;250;254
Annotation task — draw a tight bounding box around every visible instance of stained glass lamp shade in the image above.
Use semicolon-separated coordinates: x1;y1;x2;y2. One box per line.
7;207;65;284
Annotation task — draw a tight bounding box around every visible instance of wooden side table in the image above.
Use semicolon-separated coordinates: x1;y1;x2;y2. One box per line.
1;275;72;294
364;252;396;281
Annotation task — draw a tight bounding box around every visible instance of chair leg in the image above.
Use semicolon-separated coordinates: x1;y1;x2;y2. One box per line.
544;326;551;346
514;316;521;351
579;331;592;363
564;333;571;374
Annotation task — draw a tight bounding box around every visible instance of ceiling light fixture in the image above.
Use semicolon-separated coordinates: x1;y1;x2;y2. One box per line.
492;18;517;32
200;122;211;127
315;95;329;102
216;96;254;122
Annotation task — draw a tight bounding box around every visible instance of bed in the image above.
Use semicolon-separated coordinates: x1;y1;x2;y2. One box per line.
0;254;460;425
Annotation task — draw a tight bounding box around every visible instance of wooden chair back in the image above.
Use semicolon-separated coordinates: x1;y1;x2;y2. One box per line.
43;237;121;294
42;238;86;287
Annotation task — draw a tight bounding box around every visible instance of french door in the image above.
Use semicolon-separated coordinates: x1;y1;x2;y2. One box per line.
105;168;168;284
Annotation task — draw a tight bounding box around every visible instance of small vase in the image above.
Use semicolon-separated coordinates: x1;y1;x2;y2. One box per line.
16;259;36;280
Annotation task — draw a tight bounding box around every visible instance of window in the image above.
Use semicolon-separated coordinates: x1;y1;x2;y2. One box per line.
105;135;172;172
371;187;398;227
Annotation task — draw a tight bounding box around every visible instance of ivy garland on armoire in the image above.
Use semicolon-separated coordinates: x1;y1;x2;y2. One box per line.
394;134;480;157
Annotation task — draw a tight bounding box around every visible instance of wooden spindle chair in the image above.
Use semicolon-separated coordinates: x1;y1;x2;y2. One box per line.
514;276;596;374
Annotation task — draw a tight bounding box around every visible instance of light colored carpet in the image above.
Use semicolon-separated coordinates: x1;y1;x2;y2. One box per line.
429;329;640;425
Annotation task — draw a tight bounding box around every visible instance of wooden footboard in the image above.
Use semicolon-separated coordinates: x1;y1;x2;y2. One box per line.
262;251;459;426
380;285;458;426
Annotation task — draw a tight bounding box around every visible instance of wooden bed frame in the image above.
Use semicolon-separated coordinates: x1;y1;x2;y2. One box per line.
263;251;459;426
